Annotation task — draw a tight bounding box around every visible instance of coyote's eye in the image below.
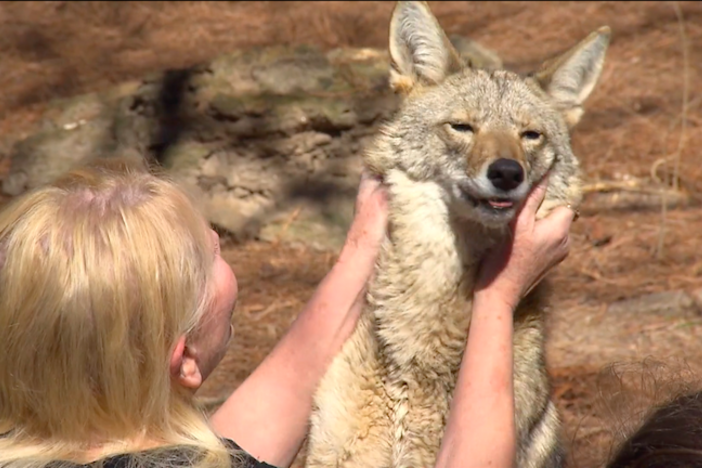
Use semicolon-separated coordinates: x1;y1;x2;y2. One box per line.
449;123;474;133
521;130;542;141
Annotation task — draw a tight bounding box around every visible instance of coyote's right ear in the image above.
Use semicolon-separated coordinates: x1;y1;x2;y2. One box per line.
389;1;463;94
532;26;611;128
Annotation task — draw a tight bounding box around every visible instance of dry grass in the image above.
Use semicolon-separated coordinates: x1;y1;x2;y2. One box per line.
2;2;702;467
552;208;702;306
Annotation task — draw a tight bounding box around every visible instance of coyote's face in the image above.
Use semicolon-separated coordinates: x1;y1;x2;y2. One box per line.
367;1;610;228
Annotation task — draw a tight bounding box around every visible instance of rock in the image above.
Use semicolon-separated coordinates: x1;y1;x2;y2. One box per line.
0;37;502;251
548;289;702;371
2;117;113;197
449;34;504;70
258;193;358;252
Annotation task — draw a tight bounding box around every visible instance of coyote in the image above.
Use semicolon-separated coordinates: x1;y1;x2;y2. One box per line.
305;2;610;468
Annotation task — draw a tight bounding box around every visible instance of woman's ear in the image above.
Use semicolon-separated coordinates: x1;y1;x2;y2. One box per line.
170;335;203;390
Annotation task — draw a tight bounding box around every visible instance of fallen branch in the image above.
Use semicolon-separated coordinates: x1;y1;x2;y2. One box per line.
580;177;695;215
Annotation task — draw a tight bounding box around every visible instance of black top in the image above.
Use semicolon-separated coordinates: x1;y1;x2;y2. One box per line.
223;439;278;468
97;439;277;468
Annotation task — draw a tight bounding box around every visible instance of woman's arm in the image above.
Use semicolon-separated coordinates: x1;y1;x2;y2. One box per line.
435;176;575;468
436;296;517;468
209;173;388;468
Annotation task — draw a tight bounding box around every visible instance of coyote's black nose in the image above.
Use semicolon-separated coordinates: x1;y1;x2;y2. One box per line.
487;158;524;192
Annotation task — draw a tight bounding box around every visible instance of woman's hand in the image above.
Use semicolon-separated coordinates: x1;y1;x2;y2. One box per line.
475;175;576;310
341;171;389;258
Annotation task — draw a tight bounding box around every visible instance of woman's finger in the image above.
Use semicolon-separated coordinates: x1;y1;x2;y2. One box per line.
510;173;550;233
522;174;550;215
534;205;575;242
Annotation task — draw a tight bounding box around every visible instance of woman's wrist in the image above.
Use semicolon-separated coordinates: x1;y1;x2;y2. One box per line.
339;216;384;263
473;284;520;315
336;239;379;281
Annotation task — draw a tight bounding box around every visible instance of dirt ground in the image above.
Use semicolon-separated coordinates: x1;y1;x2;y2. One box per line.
2;2;702;467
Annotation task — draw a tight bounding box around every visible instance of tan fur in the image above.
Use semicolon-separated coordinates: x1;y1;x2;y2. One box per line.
306;3;611;467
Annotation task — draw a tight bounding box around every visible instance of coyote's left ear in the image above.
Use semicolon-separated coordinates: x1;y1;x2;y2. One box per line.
389;1;463;94
531;26;611;128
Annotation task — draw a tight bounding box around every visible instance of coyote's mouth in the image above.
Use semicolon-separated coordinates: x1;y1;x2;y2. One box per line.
457;186;520;219
476;197;517;216
458;188;515;208
484;199;514;210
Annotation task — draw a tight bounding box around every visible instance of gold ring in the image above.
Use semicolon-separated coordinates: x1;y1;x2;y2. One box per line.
566;204;580;221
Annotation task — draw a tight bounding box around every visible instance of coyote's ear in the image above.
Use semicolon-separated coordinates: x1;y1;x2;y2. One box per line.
389;1;463;94
531;26;611;128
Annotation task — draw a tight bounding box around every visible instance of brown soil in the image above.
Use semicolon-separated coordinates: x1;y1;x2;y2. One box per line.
2;2;702;467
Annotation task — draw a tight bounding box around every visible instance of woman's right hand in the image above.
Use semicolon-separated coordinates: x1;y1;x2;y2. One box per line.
475;174;576;310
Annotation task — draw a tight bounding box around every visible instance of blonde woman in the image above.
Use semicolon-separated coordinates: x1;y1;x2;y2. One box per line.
0;157;573;468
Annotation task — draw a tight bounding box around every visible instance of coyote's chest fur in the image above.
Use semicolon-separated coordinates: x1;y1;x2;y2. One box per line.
365;176;484;466
370;176;483;383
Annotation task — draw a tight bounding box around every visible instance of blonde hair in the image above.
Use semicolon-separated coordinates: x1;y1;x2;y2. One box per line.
0;157;236;468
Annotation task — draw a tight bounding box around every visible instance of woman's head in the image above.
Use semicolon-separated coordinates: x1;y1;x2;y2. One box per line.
0;157;237;449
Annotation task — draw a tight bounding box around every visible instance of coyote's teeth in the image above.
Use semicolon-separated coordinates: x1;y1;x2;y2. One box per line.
487;199;514;209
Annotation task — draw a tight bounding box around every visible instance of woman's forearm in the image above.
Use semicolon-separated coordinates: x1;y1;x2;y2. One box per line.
435;292;517;468
210;242;377;467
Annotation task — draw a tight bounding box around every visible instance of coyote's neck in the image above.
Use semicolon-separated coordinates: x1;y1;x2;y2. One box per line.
367;171;505;376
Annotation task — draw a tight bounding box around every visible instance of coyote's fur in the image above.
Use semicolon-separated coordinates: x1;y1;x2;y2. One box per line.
305;2;610;467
